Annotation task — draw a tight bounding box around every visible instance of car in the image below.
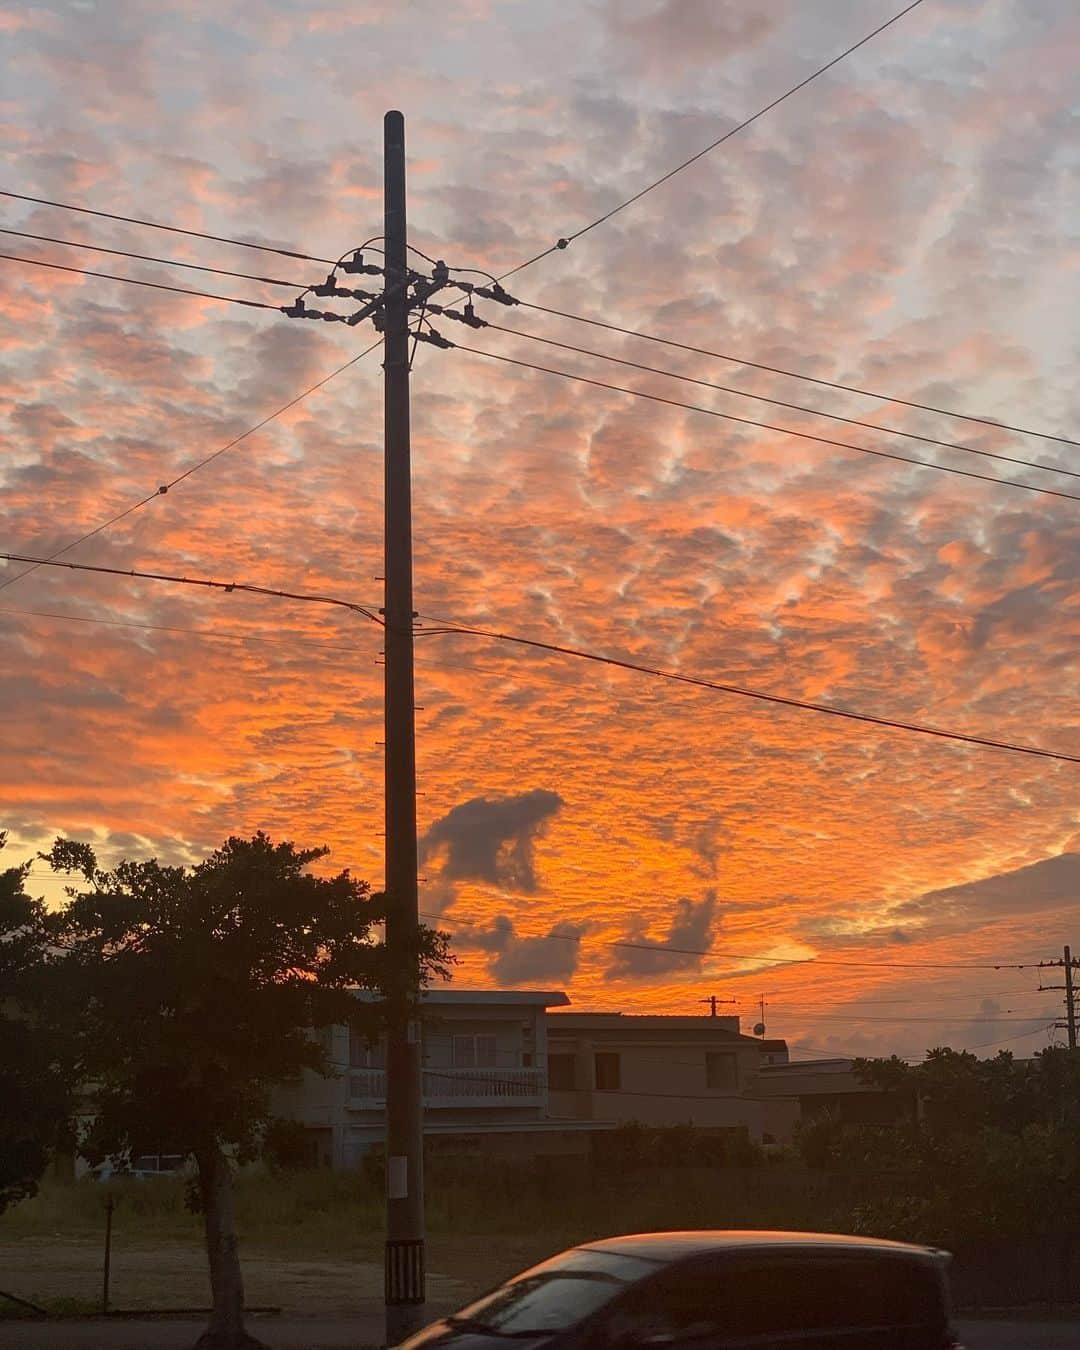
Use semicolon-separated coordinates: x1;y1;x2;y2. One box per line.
402;1230;962;1349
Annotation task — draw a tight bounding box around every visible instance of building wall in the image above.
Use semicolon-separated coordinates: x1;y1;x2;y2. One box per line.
546;1018;770;1141
270;993;564;1168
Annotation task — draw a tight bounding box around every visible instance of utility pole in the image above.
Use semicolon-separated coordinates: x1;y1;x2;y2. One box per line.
382;108;426;1345
1038;943;1079;1051
698;995;736;1018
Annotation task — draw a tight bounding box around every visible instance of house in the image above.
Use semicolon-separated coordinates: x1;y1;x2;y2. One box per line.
271;989;604;1168
545;1011;785;1144
755;1057;911;1143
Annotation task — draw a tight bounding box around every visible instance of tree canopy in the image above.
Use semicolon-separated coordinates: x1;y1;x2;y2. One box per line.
0;833;70;1214
43;830;451;1350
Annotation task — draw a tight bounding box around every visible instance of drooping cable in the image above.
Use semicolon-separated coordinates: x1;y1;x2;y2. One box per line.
414;616;1079;764
0;227;308;289
511;298;1080;450
498;0;927;280
0;340;383;592
0;251;281;309
0;188;337;264
483;319;1079;479
454;342;1080;503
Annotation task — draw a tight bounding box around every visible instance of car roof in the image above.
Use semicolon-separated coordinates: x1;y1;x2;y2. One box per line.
578;1231;947;1264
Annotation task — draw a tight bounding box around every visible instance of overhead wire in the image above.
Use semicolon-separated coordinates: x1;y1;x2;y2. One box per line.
0;227;309;289
0;554;384;625
0;339;383;592
498;0;927;280
413;615;1080;764
419;911;1046;971
481;319;1079;480
0;188;338;264
0;251;282;310
452;342;1080;503
510;299;1080;450
0;604;360;655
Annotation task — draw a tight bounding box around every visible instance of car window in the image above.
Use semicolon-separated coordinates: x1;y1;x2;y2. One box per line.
596;1252;946;1345
451;1250;658;1335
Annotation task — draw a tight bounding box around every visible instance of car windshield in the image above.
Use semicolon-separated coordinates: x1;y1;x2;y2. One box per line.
450;1249;657;1336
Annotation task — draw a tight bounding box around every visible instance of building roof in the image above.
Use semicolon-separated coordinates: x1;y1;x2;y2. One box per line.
756;1059;870;1098
548;1012;742;1033
353;989;570;1007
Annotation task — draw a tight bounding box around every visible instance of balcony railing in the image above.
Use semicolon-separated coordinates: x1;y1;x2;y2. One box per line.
348;1066;545;1107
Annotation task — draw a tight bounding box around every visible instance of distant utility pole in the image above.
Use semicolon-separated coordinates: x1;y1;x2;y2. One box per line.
698;995;736;1018
382;108;426;1344
1038;943;1079;1051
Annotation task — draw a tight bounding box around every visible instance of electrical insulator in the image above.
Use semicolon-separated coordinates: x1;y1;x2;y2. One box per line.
280;297;307;318
340;251;366;274
432;259;449;284
474;282;518;306
415;326;453;350
312;273;338;297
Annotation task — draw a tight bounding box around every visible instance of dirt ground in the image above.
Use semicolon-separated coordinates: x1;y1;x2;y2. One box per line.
0;1232;558;1318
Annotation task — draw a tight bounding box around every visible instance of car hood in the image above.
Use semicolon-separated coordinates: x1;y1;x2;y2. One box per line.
399;1317;556;1350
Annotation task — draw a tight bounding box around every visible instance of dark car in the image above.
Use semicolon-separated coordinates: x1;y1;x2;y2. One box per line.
402;1231;961;1349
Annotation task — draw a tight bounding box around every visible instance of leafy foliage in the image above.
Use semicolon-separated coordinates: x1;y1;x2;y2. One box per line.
0;833;71;1213
44;830;452;1168
800;1046;1080;1249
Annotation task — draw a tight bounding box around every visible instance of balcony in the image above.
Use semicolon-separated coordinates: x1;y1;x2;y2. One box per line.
348;1066;545;1110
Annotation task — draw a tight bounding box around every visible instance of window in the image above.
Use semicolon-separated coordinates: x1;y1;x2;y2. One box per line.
624;1253;947;1340
548;1054;576;1091
594;1052;621;1091
350;1028;385;1069
452;1248;656;1336
453;1034;497;1068
706;1051;739;1092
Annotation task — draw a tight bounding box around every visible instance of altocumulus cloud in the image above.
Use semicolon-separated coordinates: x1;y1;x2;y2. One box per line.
420;789;564;900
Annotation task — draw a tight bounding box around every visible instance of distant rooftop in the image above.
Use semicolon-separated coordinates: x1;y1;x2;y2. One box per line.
549;1012;744;1035
355;989;570;1007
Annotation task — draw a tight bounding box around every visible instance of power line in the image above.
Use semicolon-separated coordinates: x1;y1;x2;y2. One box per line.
420;911;1043;971
0;604;360;655
0;251;282;310
453;343;1080;503
499;0;927;280
0;227;309;289
414;617;1080;765
483;319;1079;480
0;553;383;624
0;339;382;593
511;299;1080;450
901;1023;1057;1061
0;188;337;265
7;555;1076;766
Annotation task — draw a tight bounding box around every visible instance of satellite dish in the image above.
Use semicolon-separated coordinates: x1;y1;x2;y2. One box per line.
753;1022;766;1037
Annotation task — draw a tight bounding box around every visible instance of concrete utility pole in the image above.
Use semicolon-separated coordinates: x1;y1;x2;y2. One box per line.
382;108;426;1344
1038;944;1079;1052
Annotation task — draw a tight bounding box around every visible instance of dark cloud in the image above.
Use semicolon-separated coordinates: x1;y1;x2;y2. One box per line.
895;853;1080;925
420;789;563;896
609;890;720;978
492;920;585;986
448;913;584;986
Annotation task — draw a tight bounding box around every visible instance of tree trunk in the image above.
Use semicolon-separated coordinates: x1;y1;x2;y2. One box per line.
193;1140;264;1350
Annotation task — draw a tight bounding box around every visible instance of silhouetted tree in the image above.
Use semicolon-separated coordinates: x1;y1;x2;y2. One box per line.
0;833;70;1214
44;831;451;1350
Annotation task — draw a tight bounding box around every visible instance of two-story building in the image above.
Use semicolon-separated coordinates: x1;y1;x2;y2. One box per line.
755;1057;912;1142
545;1011;783;1143
271;989;602;1168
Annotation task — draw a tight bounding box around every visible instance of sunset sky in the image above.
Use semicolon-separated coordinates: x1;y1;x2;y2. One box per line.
1;0;1077;1060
